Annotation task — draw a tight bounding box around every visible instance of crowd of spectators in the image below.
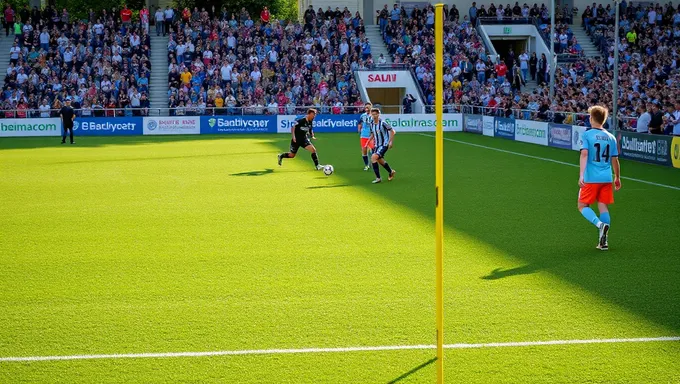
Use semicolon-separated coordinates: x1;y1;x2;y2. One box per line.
381;2;567;121
165;5;371;115
552;1;680;134
2;1;679;134
1;4;152;118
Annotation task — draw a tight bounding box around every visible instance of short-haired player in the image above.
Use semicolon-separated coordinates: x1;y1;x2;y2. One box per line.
278;109;324;170
367;108;396;183
358;102;375;170
578;105;621;250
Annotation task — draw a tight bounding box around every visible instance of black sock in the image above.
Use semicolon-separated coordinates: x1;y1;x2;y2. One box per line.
280;152;291;158
362;155;369;166
381;162;392;173
372;162;381;179
311;152;319;166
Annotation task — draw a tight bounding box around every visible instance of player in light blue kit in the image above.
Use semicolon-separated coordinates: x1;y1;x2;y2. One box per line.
357;102;375;171
578;106;622;251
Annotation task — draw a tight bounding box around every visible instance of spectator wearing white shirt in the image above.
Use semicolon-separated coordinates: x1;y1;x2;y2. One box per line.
250;66;262;82
16;69;27;85
130;33;140;48
9;42;20;64
39;99;51;117
636;105;651;133
164;6;174;36
155;7;164;36
39;29;49;51
672;102;680;136
559;32;568;52
648;8;656;25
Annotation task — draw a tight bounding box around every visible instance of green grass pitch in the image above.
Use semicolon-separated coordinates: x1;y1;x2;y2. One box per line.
1;132;679;383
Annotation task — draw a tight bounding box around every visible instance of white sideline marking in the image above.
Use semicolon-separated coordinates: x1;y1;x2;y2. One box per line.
1;337;678;363
417;133;680;191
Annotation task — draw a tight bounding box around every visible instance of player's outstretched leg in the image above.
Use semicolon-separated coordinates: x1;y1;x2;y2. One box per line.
362;150;369;171
378;158;396;181
278;152;294;166
371;154;381;183
304;144;322;170
312;153;322;170
597;203;611;250
579;203;608;250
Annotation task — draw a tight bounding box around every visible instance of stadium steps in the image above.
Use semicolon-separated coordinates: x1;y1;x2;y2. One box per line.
0;34;15;81
149;34;169;116
364;25;393;64
571;27;601;59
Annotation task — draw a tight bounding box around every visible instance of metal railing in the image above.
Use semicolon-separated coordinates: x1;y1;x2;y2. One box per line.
0;105;405;117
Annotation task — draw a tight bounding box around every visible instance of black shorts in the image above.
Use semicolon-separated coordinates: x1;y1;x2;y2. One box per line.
375;145;389;159
290;137;312;153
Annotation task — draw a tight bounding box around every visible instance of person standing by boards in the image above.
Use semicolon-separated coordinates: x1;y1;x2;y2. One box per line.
60;98;75;144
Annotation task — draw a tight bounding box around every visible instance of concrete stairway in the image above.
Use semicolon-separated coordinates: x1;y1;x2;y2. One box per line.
364;25;393;64
0;34;16;81
571;26;602;58
149;34;168;116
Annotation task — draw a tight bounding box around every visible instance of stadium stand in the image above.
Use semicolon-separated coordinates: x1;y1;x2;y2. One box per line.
165;6;370;115
1;5;152;117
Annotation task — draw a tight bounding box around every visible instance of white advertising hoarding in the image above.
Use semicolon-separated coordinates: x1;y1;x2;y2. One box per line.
143;117;200;135
0;118;62;137
515;120;549;146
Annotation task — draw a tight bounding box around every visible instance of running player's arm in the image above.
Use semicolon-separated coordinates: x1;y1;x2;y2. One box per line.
385;121;395;148
357;116;362;133
291;120;298;142
611;136;621;190
578;134;589;187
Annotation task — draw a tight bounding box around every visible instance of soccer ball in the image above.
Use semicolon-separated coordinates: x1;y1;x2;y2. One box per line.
323;165;334;176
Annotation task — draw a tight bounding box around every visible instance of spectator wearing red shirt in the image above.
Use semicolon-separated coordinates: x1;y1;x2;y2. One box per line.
260;6;270;24
121;5;133;26
495;61;508;84
16;99;27;118
139;6;149;33
3;5;14;37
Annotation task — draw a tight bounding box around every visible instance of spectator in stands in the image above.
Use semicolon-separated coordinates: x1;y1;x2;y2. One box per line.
164;6;174;36
261;6;270;25
649;103;664;134
469;2;478;25
529;52;537;81
402;93;416;113
636;104;651;133
4;5;14;37
140;6;149;33
155;7;164;36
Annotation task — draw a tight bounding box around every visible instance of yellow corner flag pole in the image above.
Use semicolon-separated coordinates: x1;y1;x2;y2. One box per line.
434;3;445;384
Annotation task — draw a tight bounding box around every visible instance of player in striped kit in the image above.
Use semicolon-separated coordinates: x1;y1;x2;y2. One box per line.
366;108;396;184
357;102;375;171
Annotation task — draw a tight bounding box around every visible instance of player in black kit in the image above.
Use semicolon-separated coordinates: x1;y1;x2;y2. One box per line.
277;108;324;170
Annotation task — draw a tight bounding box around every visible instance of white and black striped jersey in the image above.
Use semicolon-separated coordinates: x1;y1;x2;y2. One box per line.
370;118;393;147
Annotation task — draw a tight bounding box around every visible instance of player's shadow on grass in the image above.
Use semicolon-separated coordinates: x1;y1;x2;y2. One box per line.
482;265;543;280
307;184;350;189
231;169;274;177
387;357;437;383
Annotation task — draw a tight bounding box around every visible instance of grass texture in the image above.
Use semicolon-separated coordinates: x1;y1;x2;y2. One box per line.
0;132;679;383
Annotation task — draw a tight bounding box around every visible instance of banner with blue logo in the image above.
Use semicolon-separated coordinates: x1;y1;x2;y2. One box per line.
464;114;483;134
548;124;573;150
277;114;361;133
73;117;143;136
200;116;276;134
494;117;515;140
